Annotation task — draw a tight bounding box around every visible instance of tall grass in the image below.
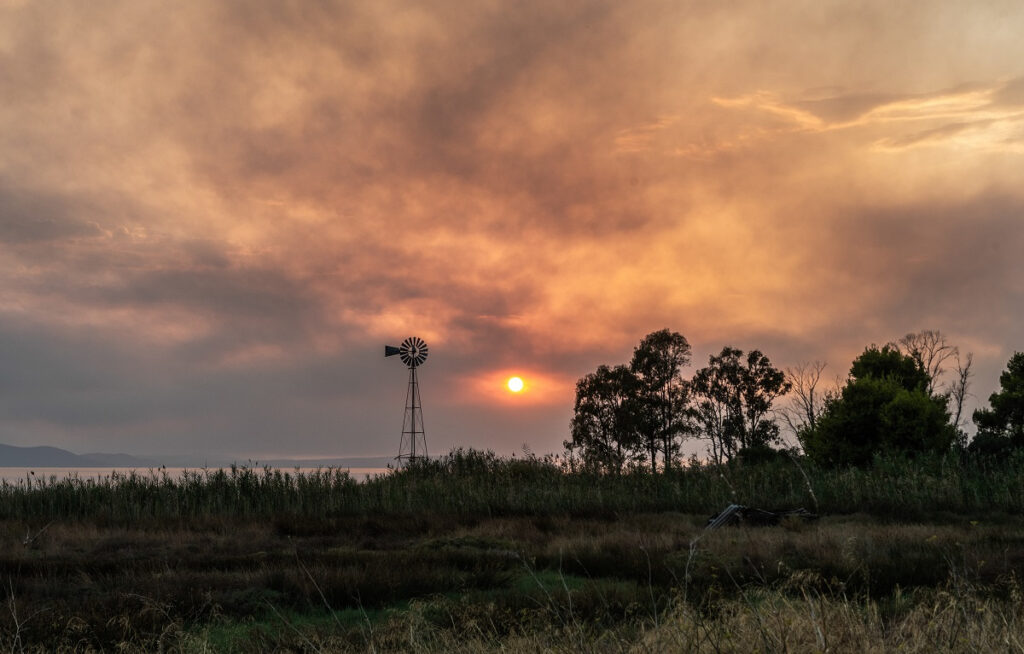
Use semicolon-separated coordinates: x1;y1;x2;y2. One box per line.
3;453;1024;652
2;449;1022;524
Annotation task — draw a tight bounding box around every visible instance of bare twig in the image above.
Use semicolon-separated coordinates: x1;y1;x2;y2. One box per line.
897;330;958;395
264;599;322;653
640;545;659;629
22;521;53;549
950;352;974;440
6;578;25;654
293;547;344;631
5;578;49;654
785;450;820;514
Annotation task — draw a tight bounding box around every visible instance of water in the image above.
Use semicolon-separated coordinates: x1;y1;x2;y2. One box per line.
0;466;392;484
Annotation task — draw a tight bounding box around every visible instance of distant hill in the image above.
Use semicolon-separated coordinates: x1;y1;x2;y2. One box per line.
0;443;159;468
0;444;395;469
253;456;396;469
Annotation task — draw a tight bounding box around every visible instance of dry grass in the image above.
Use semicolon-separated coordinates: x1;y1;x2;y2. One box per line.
2;511;1024;652
635;588;1024;654
166;586;1024;653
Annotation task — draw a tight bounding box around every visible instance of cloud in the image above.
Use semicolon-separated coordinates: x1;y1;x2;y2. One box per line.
0;182;104;244
875;121;989;149
832;195;1024;328
1;0;1023;458
992;76;1024;107
794;93;904;124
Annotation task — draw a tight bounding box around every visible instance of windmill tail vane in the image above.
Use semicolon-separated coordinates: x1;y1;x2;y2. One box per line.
385;336;428;464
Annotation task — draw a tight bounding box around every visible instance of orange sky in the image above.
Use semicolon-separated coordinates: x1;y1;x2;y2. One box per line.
1;1;1022;460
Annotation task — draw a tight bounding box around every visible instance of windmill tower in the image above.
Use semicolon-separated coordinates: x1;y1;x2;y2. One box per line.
385;336;428;464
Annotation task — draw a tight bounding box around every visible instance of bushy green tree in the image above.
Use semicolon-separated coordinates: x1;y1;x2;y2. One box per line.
804;345;956;467
850;345;931;390
969;352;1024;457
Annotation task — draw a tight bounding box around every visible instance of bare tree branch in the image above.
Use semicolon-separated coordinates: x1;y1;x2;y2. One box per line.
897;330;958;395
950;352;974;441
778;361;834;448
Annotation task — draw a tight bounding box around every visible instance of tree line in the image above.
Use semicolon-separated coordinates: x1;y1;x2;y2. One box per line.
565;328;1024;472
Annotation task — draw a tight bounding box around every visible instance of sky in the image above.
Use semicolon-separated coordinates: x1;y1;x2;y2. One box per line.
1;1;1022;461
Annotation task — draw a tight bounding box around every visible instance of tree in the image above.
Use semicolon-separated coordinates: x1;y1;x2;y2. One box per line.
850;344;931;391
565;365;639;472
691;347;791;464
803;345;956;467
895;330;974;439
779;361;836;447
970;352;1024;456
629;329;693;472
897;330;958;395
949;352;973;447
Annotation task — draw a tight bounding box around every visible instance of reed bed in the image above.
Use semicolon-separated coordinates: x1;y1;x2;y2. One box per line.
1;449;1022;524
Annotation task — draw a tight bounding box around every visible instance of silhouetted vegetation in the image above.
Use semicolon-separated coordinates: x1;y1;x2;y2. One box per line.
569;328;1015;471
4;448;1024;526
567;329;695;473
567;330;790;471
629;329;694;472
691;346;791;464
803;345;957;466
970;351;1024;458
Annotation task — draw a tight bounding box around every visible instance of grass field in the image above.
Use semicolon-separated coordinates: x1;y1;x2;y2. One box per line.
2;450;1024;652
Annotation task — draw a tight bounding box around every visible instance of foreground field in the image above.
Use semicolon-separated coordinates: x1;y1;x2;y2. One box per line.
2;451;1024;651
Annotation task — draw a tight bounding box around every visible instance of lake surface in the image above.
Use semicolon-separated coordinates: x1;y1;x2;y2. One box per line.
0;466;392;484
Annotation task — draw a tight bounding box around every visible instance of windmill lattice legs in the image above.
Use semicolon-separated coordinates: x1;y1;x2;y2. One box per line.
396;364;427;464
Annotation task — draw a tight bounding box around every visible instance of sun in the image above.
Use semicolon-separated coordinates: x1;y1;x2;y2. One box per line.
506;376;524;393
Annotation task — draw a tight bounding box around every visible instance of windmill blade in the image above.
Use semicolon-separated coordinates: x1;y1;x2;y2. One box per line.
385;345;401;357
397;336;429;367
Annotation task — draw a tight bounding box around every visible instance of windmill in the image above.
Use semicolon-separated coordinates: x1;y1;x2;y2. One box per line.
385;336;429;464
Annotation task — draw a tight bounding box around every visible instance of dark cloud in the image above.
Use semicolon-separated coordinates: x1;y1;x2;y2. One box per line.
98;267;318;323
0;310;570;457
0;182;103;244
851;196;1024;328
127;1;673;240
795;92;903;124
878;121;985;149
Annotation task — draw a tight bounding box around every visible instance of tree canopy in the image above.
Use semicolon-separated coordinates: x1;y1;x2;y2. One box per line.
568;331;790;471
691;347;790;465
566;330;1006;472
969;352;1024;456
629;329;692;472
803;346;956;467
849;344;931;391
565;364;639;473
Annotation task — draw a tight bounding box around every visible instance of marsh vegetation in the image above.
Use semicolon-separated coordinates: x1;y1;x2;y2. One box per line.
3;450;1024;652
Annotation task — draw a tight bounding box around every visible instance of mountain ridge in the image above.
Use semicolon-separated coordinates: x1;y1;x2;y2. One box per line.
0;443;159;468
0;443;394;469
